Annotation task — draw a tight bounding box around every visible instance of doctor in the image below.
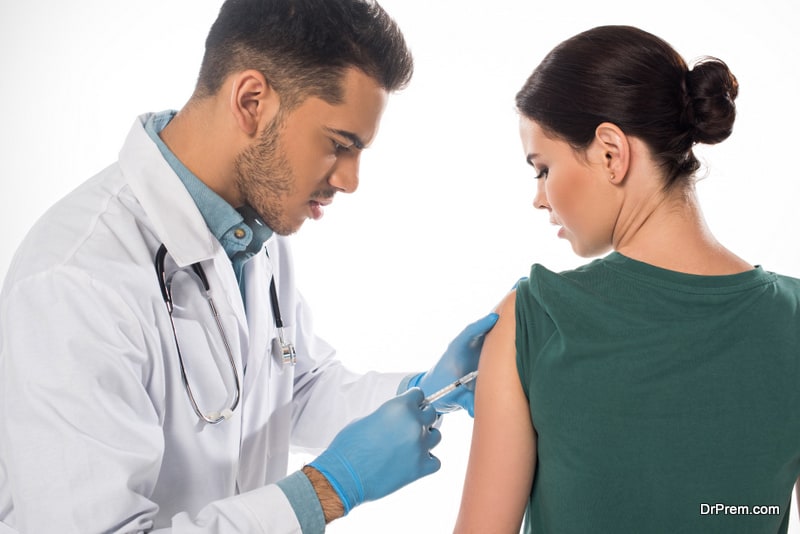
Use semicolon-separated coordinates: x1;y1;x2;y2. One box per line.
0;0;497;532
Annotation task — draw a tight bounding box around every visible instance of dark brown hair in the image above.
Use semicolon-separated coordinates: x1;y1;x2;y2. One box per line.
195;0;413;108
516;25;738;188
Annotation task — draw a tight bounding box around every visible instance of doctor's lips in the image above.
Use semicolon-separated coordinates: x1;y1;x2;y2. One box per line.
309;197;333;220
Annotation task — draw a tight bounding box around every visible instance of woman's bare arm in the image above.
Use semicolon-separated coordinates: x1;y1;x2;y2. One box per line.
454;290;536;533
796;476;799;520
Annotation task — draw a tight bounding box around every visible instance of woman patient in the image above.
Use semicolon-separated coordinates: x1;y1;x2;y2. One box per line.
454;25;800;534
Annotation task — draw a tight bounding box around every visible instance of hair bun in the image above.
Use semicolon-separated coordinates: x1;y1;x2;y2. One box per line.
684;57;738;145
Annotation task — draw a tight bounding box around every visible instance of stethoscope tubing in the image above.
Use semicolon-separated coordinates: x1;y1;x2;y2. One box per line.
154;244;297;423
154;244;241;424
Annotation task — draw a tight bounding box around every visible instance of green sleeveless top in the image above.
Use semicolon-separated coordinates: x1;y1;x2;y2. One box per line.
515;252;800;533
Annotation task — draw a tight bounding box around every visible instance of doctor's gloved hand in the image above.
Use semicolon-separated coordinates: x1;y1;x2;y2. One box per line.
409;312;499;416
308;388;441;515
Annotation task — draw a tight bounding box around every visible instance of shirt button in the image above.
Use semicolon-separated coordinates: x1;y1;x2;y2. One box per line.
234;228;246;239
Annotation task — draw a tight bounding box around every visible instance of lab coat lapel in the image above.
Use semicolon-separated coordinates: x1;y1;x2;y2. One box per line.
240;250;274;389
121;113;216;268
237;250;283;491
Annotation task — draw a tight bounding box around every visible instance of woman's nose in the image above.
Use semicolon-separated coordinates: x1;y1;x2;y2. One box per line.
533;179;549;211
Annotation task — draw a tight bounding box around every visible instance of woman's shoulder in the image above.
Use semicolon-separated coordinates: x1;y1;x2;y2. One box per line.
517;256;609;296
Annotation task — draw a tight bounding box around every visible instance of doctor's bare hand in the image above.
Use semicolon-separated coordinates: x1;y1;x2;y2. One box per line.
309;388;441;515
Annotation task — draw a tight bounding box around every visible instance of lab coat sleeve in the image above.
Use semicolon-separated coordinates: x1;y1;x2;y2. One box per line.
0;268;303;534
157;485;305;534
288;291;410;452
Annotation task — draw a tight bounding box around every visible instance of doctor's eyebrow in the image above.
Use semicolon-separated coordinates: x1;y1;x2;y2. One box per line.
526;153;540;167
325;127;366;150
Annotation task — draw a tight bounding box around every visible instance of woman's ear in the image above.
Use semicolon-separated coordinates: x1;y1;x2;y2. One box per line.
594;122;630;184
229;69;281;137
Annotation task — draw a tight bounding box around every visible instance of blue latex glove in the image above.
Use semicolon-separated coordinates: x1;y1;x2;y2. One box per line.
410;312;499;416
309;388;441;515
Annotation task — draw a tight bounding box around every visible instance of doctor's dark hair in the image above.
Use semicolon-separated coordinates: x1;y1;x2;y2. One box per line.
195;0;413;107
515;25;739;188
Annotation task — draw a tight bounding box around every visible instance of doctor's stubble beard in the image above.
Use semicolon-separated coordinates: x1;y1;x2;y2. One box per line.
234;111;297;236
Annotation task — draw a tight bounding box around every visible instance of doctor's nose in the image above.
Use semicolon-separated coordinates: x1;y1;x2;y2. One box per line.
533;179;550;211
328;153;360;194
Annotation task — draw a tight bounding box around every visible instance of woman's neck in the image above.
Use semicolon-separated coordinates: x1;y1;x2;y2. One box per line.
613;186;752;275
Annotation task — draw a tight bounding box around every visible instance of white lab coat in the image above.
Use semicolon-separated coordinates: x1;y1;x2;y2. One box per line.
0;114;407;533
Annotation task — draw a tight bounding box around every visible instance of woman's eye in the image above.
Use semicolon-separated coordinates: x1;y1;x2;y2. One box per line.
534;167;549;180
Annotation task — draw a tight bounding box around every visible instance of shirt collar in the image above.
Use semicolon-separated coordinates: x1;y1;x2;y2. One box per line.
143;110;273;259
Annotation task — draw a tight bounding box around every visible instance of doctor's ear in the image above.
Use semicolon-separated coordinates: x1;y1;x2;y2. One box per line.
229;69;282;137
594;122;630;184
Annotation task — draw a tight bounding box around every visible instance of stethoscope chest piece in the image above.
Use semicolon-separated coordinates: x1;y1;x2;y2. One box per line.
269;276;296;366
274;329;297;366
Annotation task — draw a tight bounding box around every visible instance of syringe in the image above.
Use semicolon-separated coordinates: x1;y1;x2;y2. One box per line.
420;370;479;408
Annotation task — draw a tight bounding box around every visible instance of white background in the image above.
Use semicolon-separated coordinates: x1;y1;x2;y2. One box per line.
1;1;798;532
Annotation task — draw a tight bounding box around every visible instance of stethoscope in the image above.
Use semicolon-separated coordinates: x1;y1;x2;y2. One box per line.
154;244;296;424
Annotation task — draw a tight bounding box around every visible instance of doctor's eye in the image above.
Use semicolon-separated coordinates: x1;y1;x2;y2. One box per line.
331;139;352;155
534;167;549;180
